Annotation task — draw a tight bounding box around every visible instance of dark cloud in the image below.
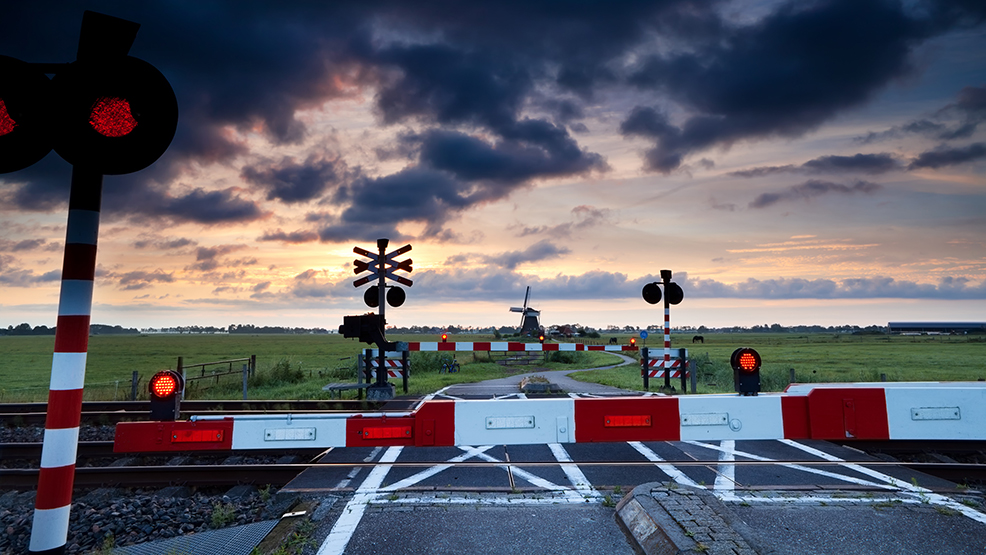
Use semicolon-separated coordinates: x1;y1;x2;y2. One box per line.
731;153;901;177
241;156;345;203
749;180;882;208
908;142;986;169
685;275;986;300
132;237;197;250
0;239;48;252
622;0;955;172
258;229;320;243
117;270;175;290
856;85;986;144
484;240;571;270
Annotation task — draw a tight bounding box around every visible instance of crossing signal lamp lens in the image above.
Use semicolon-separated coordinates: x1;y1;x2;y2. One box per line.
89;96;138;136
441;333;447;342
630;337;636;347
149;371;179;398
0;99;16;136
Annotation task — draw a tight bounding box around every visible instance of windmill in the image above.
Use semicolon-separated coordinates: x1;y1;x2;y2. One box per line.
509;286;541;335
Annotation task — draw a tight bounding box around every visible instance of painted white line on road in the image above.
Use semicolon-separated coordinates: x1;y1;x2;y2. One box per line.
684;440;893;490
627;441;702;489
713;440;736;495
316;446;403;555
781;439;986;524
549;443;601;497
380;446;495;492
374;494;606;506
464;447;588;503
333;446;383;489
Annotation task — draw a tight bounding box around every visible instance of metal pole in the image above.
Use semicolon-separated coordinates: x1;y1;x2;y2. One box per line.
242;364;248;400
662;271;672;391
642;347;649;390
131;371;138;401
376;238;388;388
30;167;102;554
689;360;697;394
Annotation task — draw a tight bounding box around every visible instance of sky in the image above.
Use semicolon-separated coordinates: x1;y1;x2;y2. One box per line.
1;0;985;332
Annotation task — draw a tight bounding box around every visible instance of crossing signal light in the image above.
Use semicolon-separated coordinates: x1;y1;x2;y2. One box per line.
0;56;53;173
51;56;178;174
539;333;545;344
148;370;182;421
441;333;448;342
731;347;761;396
630;337;636;347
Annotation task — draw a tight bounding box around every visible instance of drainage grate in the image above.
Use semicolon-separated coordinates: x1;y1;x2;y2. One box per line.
112;519;280;555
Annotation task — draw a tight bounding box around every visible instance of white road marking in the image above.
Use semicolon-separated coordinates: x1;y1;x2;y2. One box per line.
713;440;735;494
549;443;601;497
684;440;893;490
781;439;986;524
463;447;589;502
379;446;495;491
333;446;383;489
627;441;702;488
316;446;403;555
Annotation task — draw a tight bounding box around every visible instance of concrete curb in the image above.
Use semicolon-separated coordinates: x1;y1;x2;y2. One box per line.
614;482;771;555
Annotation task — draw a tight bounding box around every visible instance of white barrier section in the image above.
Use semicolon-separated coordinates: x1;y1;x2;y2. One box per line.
885;387;986;440
454;398;576;446
677;395;785;441
227;414;350;449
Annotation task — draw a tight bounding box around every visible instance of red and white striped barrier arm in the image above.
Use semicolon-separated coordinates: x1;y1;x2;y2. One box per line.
399;342;638;352
31;170;102;554
369;368;407;379
114;383;986;453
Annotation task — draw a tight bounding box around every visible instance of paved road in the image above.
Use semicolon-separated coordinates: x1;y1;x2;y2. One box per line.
285;363;986;554
290;437;984;555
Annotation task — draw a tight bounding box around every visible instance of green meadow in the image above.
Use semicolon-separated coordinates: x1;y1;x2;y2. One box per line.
0;332;983;401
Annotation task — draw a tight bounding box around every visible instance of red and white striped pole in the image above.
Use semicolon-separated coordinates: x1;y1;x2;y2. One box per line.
661;269;673;390
29;169;102;555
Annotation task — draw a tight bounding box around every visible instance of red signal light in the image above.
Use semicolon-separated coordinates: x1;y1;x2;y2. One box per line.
630;337;636;347
737;352;758;372
89;96;137;136
0;99;17;136
441;333;447;342
149;370;179;398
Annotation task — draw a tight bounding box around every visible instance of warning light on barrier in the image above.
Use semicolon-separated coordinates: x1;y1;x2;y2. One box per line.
539;333;545;344
148;370;182;420
630;337;636;347
731;347;761;396
442;333;448;342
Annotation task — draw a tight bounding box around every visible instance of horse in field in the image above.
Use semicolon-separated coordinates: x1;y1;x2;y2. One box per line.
692;335;704;343
608;337;618;344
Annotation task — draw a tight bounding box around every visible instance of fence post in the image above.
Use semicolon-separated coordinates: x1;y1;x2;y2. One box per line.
790;368;796;384
641;347;649;391
402;350;409;394
131;371;139;401
689;360;697;394
679;352;687;393
250;354;256;377
242;364;248;400
177;356;184;400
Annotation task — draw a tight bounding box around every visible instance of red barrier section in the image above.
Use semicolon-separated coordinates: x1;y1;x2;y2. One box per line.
437;342;455;351
781;396;810;439
113;419;234;452
806;388;890;440
413;400;456;447
574;397;680;443
346;415;416;447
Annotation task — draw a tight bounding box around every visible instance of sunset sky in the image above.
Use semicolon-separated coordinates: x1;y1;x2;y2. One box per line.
2;0;985;331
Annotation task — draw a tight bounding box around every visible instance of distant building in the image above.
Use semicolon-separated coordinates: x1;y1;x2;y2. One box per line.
888;322;986;334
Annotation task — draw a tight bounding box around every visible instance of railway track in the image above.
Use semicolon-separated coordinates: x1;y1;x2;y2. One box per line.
0;398;418;425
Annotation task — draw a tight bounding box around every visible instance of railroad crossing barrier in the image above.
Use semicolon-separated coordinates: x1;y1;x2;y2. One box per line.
113;382;986;453
371;342;639;353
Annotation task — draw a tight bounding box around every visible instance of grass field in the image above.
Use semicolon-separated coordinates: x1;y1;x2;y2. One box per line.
570;332;986;393
1;332;982;401
0;333;618;401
